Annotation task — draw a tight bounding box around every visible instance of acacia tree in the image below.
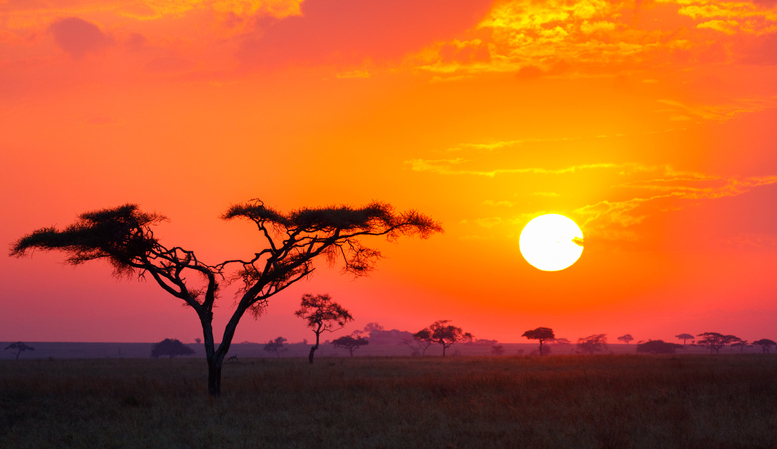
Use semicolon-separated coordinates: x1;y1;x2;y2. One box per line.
10;201;441;396
753;339;776;353
636;340;683;354
730;340;749;353
576;334;608;354
295;293;353;364
403;329;434;356
617;334;634;345
696;332;741;354
522;327;555;356
332;335;369;356
263;337;288;357
415;320;472;356
5;342;34;360
676;333;695;346
151;338;195;359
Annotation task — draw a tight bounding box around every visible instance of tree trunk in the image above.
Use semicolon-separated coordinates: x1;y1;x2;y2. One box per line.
309;330;321;364
442;345;447;356
539;341;544;356
208;361;222;397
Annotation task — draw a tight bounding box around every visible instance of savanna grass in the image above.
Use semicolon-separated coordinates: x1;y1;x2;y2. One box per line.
2;355;776;448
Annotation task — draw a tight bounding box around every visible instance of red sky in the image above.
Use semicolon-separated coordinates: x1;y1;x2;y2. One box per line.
2;0;777;345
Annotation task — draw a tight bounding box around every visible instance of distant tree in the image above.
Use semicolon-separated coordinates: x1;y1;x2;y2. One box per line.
731;340;749;353
522;327;555;356
10;201;440;397
491;345;505;356
696;332;741;354
195;338;202;344
676;333;695;346
617;334;634;344
414;320;473;356
636;340;683;354
151;338;195;359
295;293;353;364
752;339;776;353
403;329;434;356
332;335;369;356
5;342;34;360
363;322;384;333
576;334;608;355
263;337;288;357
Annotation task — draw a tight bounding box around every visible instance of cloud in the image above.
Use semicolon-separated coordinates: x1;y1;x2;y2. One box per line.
48;17;113;60
657;97;777;122
405;159;618;177
236;0;493;67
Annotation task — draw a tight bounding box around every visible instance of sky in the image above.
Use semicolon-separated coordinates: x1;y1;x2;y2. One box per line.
2;0;777;346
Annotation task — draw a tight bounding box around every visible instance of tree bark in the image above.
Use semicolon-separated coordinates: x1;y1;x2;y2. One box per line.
208;361;221;397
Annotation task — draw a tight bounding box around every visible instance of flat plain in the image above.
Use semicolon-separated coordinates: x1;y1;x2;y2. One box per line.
2;355;775;448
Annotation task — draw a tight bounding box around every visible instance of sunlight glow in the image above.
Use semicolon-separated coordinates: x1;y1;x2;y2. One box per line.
519;214;584;271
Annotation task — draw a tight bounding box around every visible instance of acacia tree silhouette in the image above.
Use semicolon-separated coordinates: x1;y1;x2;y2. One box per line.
675;333;695;346
753;339;776;353
332;335;369;356
414;320;472;356
696;332;741;354
295;293;353;363
10;200;441;396
522;327;555;356
5;342;34;360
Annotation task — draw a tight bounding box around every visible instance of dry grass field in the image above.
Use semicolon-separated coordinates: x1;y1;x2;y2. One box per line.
1;355;775;448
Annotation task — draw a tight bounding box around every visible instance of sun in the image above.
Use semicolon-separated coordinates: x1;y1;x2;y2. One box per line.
519;214;584;271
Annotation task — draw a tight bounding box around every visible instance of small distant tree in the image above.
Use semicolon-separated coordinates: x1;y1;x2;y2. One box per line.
522;327;555;356
332;335;369;356
617;334;634;344
576;334;608;355
491;345;505;356
364;322;384;333
676;333;695;346
415;320;472;356
151;338;195;359
5;342;34;360
403;328;434;356
696;332;740;354
730;340;749;353
195;338;202;344
753;339;776;353
636;340;683;354
263;337;288;357
295;293;353;364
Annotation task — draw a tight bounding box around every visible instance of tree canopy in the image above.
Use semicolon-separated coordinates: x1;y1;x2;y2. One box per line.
696;332;741;354
675;333;695;345
263;337;288;357
11;200;441;396
522;327;555;356
636;340;683;354
576;334;608;355
5;342;34;360
295;293;353;363
752;339;776;353
414;320;472;356
151;339;195;359
617;334;634;344
332;335;369;356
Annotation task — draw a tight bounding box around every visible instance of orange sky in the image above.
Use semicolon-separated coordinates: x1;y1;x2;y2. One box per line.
2;0;777;345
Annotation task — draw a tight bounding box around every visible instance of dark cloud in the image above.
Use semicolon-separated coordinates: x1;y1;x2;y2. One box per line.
48;17;113;60
237;0;494;67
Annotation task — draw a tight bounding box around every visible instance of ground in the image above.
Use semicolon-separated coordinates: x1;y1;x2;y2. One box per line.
1;355;775;448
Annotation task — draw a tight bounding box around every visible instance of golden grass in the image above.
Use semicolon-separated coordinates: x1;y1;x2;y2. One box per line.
1;355;776;448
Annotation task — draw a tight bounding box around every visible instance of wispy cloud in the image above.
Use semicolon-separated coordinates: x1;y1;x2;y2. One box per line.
405;159;617;177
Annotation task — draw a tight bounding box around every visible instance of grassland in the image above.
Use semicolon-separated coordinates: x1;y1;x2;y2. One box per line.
1;355;775;448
